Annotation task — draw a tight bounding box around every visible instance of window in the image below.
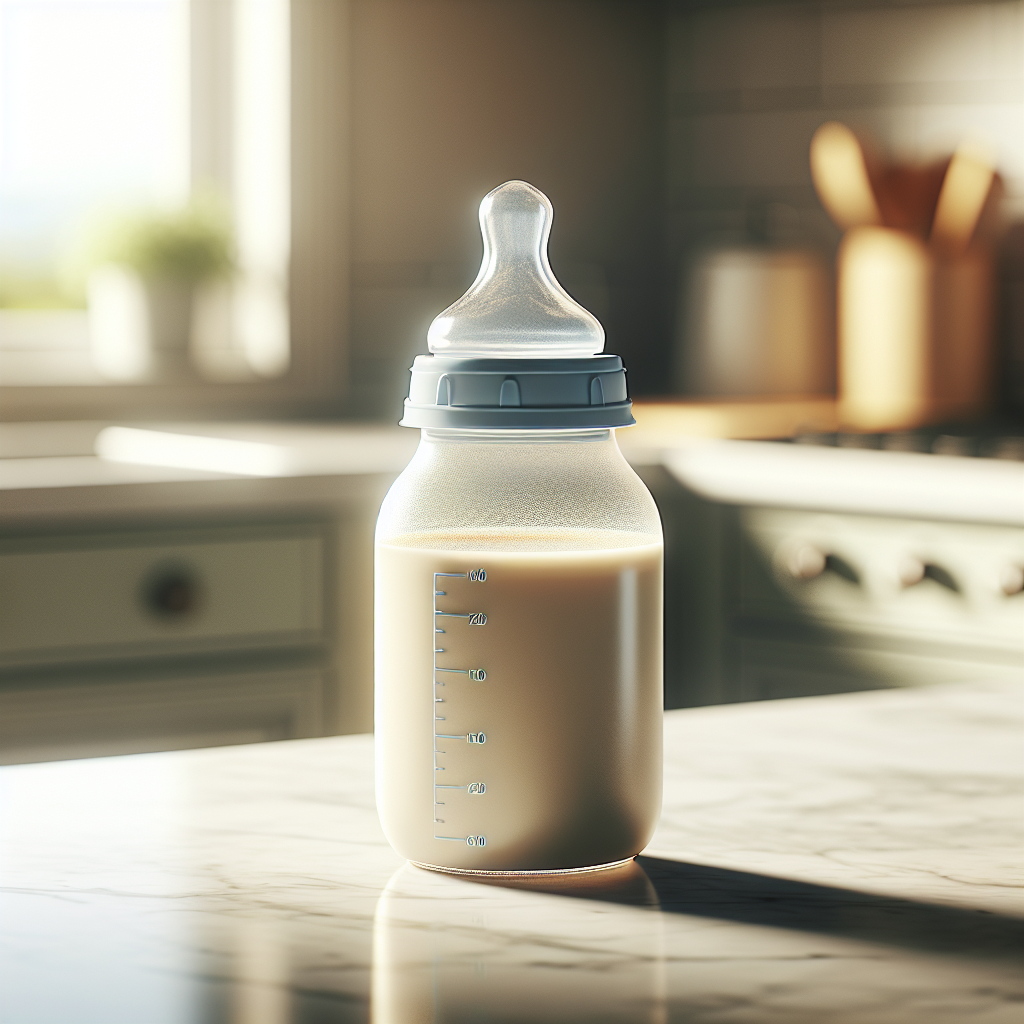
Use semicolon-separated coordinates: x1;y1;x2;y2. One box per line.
0;0;188;384
0;0;349;418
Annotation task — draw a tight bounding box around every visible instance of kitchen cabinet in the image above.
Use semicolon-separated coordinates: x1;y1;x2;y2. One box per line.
0;421;418;764
644;439;1024;708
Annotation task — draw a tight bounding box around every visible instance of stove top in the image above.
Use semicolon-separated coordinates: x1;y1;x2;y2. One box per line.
794;427;1024;461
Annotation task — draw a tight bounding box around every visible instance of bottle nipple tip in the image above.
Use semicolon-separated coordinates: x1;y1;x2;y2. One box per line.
482;179;552;214
427;180;604;358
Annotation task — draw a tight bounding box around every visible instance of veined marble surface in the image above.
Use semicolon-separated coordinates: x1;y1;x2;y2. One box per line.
2;680;1021;1023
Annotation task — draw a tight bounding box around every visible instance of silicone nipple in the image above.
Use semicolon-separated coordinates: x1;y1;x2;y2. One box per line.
427;180;605;357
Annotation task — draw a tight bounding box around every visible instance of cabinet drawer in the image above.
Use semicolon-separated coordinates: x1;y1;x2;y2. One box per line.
0;531;324;665
0;664;326;764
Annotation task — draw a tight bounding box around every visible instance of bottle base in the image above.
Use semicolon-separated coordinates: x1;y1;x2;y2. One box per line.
408;856;635;878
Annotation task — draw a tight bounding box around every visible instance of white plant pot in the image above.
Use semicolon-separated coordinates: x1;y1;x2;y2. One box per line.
88;265;197;381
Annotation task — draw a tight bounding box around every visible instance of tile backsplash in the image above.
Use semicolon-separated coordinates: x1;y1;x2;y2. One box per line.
667;0;1024;256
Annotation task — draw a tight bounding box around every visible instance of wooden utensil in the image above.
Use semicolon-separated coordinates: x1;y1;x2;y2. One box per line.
810;122;882;230
931;142;995;256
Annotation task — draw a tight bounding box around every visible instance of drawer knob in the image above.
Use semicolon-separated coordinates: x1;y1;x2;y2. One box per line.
784;545;860;584
897;556;926;588
146;568;201;617
899;558;959;592
999;564;1024;597
786;544;826;580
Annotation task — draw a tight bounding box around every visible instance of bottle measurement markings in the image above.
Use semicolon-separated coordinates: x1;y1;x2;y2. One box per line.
432;570;489;847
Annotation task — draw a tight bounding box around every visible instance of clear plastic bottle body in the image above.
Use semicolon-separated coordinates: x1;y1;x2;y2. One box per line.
374;428;663;872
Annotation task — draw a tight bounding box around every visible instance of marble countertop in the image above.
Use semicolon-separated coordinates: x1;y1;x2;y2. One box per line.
2;679;1022;1023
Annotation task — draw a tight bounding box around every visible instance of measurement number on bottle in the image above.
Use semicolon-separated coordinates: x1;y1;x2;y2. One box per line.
433;570;490;848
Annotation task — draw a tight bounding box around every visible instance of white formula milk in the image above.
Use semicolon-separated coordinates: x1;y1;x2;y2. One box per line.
375;531;662;872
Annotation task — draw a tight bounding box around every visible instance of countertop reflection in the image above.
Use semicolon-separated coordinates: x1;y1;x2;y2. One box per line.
2;680;1021;1023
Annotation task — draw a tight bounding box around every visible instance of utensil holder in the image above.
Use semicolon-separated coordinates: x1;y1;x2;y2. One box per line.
838;226;994;431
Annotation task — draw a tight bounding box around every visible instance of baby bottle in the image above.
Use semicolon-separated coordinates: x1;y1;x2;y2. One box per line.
375;181;663;873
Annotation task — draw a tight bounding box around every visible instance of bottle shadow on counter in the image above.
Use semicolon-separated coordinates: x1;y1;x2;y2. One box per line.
478;854;1022;963
456;854;1021;962
384;855;1022;963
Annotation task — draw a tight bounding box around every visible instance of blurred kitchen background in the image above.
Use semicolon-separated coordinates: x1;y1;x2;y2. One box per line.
0;0;1021;764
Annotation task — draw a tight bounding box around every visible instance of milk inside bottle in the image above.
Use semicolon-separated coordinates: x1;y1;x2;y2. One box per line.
375;181;663;873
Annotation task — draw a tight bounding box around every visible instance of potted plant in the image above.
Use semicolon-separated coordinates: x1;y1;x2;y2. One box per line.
87;199;233;380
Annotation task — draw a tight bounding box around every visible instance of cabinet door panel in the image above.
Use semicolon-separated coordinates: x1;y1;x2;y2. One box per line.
0;665;326;764
734;636;1022;703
